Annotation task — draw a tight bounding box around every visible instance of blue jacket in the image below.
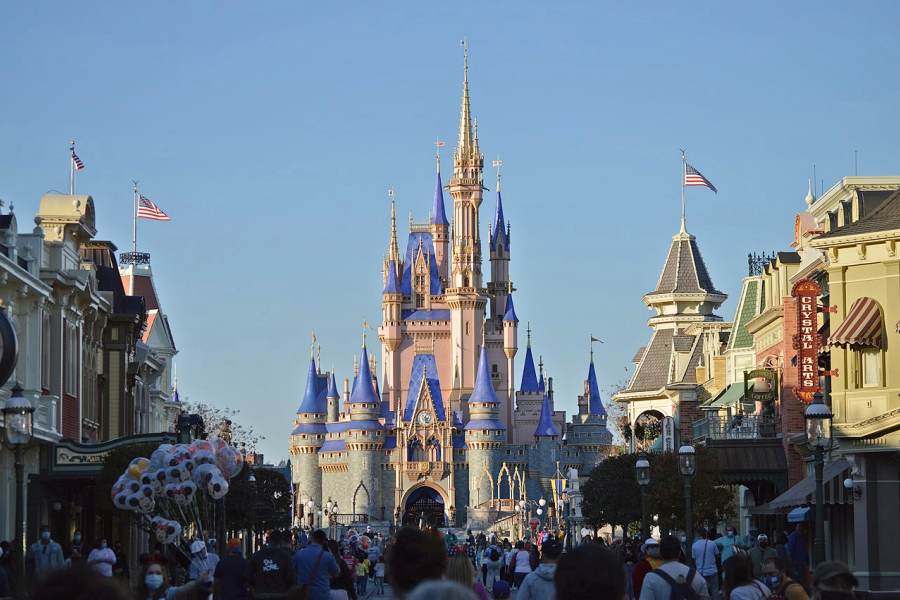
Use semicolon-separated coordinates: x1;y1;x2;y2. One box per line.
292;543;339;600
28;540;65;575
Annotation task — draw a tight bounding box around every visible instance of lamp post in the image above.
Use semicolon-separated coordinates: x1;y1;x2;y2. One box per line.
561;491;572;551
678;445;697;565
635;453;651;540
3;384;34;595
538;497;546;530
306;499;315;529
805;391;833;566
247;473;257;553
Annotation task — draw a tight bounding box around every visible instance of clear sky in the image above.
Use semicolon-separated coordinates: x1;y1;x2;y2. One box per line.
3;2;900;461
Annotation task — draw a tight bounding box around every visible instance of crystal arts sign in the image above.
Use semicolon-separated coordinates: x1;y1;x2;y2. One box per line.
791;279;821;404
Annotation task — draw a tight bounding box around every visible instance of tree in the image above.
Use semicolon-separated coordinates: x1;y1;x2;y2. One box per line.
181;400;263;453
581;448;734;535
226;467;291;532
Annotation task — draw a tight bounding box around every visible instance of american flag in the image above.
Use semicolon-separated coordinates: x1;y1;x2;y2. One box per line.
71;149;85;171
684;162;717;193
137;195;171;221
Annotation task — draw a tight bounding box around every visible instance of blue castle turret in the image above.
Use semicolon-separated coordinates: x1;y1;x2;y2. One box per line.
466;346;505;509
291;358;328;514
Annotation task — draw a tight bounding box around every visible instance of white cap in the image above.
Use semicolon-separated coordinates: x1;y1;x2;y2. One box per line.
757;534;768;541
644;538;658;546
190;540;206;554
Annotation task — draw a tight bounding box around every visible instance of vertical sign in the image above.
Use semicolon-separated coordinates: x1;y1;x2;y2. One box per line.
791;279;822;404
662;416;676;452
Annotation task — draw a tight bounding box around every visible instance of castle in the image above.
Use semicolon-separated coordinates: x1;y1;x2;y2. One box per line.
289;48;613;530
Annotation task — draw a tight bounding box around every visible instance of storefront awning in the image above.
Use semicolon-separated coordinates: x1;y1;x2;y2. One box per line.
828;297;884;348
787;506;812;523
703;383;745;410
763;458;852;510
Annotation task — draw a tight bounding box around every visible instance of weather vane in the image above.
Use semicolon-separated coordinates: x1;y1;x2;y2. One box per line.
590;334;604;362
362;320;370;348
492;157;503;191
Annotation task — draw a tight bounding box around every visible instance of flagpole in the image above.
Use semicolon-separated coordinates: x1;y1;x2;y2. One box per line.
132;181;138;257
680;149;687;232
69;141;75;195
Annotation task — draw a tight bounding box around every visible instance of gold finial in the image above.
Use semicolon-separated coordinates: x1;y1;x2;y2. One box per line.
492;157;503;192
435;138;445;173
316;341;321;372
362;320;370;348
310;331;316;359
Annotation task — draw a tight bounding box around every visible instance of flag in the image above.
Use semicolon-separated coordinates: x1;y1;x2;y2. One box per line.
684;163;717;193
137;195;171;221
590;336;604;344
71;149;85;171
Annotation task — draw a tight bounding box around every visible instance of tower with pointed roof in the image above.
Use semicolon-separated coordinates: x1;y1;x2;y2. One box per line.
465;346;505;512
290;357;328;516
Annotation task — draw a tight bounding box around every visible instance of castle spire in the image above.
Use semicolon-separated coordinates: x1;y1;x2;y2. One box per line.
388;188;400;264
456;39;474;162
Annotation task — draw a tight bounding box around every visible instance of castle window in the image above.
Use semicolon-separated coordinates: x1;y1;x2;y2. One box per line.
492;364;498;374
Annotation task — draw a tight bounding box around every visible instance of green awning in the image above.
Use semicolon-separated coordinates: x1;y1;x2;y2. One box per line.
702;383;745;410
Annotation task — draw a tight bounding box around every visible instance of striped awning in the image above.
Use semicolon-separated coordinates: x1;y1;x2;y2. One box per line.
828;297;883;348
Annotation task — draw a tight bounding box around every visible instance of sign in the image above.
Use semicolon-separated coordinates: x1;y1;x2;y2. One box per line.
661;416;676;452
744;368;778;403
52;432;176;472
791;279;822;404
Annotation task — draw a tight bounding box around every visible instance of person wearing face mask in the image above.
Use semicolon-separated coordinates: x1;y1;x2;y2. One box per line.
138;555;207;600
27;525;65;576
68;530;85;568
88;538;117;577
761;558;808;600
748;535;777;579
714;528;738;564
188;540;219;584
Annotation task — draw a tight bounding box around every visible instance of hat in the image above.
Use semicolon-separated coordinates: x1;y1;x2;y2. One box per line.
757;534;768;542
644;538;658;546
492;579;511;599
190;540;206;554
813;561;858;590
227;538;241;549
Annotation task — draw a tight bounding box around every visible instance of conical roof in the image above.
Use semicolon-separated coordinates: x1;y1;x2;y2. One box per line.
534;394;559;437
648;229;723;297
327;372;339;399
491;191;507;250
503;294;518;322
469;346;499;405
383;260;400;294
297;358;326;413
587;361;607;417
520;346;540;393
431;169;448;226
350;347;378;405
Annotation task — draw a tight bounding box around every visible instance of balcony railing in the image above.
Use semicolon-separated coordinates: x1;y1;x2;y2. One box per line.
693;414;779;443
119;252;151;265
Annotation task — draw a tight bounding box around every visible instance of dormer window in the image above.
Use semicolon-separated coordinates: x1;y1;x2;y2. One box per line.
414;251;429;309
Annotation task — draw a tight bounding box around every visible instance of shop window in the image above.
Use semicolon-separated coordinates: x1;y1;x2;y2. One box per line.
860;348;882;388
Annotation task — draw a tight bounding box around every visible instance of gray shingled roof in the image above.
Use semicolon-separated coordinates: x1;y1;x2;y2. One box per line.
649;232;723;296
677;338;704;384
672;335;695;352
626;329;674;393
631;347;646;364
816;191;900;239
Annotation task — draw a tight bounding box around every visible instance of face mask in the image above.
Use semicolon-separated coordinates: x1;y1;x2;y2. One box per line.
100;542;108;549
41;532;50;541
145;574;164;590
760;542;769;548
727;532;735;538
764;575;780;589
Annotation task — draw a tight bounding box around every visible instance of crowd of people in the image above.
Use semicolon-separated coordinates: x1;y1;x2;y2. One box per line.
0;521;864;600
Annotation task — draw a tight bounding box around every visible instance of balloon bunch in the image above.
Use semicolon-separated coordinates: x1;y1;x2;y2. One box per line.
112;438;244;550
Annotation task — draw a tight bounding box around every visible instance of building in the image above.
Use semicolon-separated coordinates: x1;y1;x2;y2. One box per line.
288;51;613;532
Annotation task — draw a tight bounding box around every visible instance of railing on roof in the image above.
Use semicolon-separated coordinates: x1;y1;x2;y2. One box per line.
331;513;369;525
120;252;151;265
748;252;777;276
693;414;780;443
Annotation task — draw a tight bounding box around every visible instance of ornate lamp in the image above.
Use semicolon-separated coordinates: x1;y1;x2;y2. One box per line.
678;445;696;563
805;391;833;566
805;393;833;448
635;453;650;539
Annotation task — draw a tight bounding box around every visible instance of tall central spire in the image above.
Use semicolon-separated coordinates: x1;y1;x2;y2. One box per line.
388;190;400;264
457;40;473;158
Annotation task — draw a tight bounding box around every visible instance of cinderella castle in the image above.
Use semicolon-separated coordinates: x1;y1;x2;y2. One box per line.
289;47;613;531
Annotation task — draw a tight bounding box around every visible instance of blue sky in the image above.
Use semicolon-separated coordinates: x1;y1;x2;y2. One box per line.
3;2;900;460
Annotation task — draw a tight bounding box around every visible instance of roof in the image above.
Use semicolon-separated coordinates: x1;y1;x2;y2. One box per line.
383;436;397;450
702;383;745;409
402;309;451;321
297;358;327;414
319;440;346;453
464;419;506;430
383;260;400;294
677;338;704;384
491;191;508;250
401;232;443;296
648;230;723;296
503;294;519;322
828;297;884;348
431;170;448;226
349;347;378;405
776;252;802;264
625;328;675;393
292;422;327;434
403;354;446;421
728;279;760;350
468;346;499;405
327;372;339;398
520;346;540;393
765;459;852;509
586;361;606;416
452;435;467;449
533;395;560;437
672;335;695;352
816;190;900;239
121;273;160;311
631;347;646;364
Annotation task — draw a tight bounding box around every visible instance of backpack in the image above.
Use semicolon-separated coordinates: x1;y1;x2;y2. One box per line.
651;567;700;600
488;547;501;562
768;580;798;600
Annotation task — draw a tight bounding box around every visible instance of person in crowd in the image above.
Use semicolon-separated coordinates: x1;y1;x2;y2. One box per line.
327;540;357;600
373;556;385;596
774;533;791;570
632;539;665;600
292;529;338;600
761;557;808;600
68;530;85;568
0;544;10;598
509;541;533;588
811;561;857;600
555;543;625;600
88;538;117;578
385;526;447;599
28;525;65;577
447;551;489;600
482;539;504;591
749;535;778;580
187;540;218;584
787;525;810;589
502;541;515;583
492;579;512;600
212;539;249;600
406;580;478;600
249;529;296;599
354;552;368;595
692;528;721;600
112;542;130;581
723;554;769;600
30;566;130;600
517;538;562;600
137;554;209;600
621;538;638;600
715;528;739;564
639;535;710;600
296;529;309;550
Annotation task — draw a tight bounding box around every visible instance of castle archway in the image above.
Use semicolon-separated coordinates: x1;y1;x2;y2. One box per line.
401;484;447;529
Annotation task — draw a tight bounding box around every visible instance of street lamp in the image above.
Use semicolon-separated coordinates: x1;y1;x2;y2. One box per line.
805;391;833;566
635;453;651;540
306;499;315;528
678;445;697;564
247;473;257;553
3;384;34;593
